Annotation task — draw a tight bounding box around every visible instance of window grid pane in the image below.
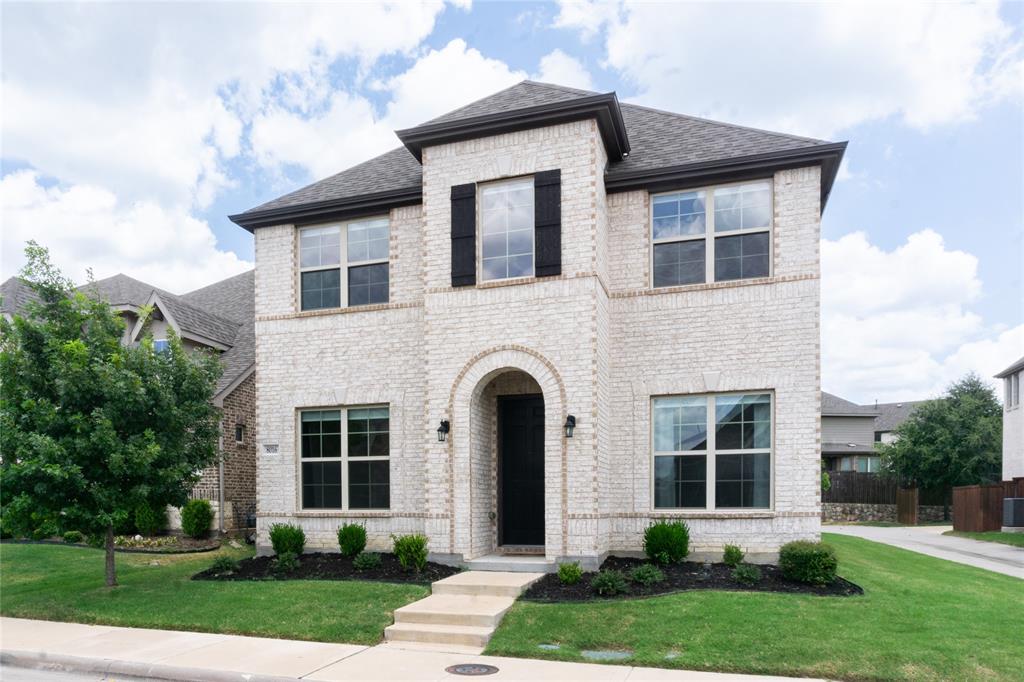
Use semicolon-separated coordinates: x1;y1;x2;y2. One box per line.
347;218;389;263
654;455;707;508
715;452;770;508
480;178;534;281
713;182;771;233
348;263;389;307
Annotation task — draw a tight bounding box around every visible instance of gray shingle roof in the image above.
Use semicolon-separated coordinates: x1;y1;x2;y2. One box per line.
874;400;927;433
182;271;255;396
822;391;879;416
1;277;40;316
821;442;877;455
79;273;175;308
237;80;833;217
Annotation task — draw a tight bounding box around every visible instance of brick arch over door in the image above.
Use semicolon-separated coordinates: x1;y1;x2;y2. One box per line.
448;345;568;559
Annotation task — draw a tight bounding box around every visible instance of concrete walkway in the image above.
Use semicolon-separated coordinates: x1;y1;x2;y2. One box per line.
827;524;1024;579
0;617;816;682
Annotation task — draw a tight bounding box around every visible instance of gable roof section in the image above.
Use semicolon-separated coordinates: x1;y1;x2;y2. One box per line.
874;400;927;433
230;80;845;231
1;276;41;316
182;271;255;398
822;391;879;417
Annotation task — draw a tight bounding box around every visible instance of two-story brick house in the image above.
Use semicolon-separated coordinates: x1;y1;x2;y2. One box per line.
230;81;845;567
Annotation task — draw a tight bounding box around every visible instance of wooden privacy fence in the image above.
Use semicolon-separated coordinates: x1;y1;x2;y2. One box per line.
952;484;1004;532
823;472;896;504
896;487;919;525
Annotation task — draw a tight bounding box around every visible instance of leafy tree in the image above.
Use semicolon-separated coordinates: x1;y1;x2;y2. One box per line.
878;374;1002;492
1;243;222;586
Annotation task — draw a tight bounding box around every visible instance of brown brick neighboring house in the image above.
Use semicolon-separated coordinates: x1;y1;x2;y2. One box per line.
1;270;256;532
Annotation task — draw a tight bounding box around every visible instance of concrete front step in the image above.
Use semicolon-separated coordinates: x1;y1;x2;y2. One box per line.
430;570;545;597
383;621;494;648
393;594;514;627
384;571;544;652
465;554;557;573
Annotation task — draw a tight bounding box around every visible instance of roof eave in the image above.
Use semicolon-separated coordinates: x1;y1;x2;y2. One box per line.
395;92;631;163
605;141;848;212
229;186;423;232
995;356;1024;378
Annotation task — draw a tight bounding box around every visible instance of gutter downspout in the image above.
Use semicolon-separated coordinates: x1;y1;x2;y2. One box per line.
218;429;225;535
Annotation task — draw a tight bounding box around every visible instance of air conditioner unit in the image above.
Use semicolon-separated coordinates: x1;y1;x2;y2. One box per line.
1003;497;1024;531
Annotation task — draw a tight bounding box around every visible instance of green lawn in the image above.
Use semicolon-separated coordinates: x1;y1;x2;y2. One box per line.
943;530;1024;548
0;543;427;645
487;534;1024;681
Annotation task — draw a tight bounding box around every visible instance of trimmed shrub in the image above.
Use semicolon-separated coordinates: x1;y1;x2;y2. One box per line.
31;522;58;541
630;563;665;586
557;561;583;585
722;544;745;568
732;563;762;586
353;552;382;571
779;541;838;585
643;520;689;565
269;523;306;556
134;504;168;537
211;556;239;574
392;533;428;572
273;551;300;575
87;534;105;548
62;530;85;544
181;499;214;539
337;523;367;558
591;569;628;597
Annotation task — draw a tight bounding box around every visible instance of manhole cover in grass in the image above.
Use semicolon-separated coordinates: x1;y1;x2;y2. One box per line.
445;663;500;676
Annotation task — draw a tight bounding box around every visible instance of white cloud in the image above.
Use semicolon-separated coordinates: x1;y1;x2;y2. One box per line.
535;49;594;91
821;230;1021;402
555;1;1023;138
1;171;251;293
250;39;528;178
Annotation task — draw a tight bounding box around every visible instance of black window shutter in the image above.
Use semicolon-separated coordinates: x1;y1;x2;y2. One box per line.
451;183;476;287
534;169;562;277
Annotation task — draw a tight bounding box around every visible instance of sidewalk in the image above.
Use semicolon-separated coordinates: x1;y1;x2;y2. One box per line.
0;617;816;682
827;524;1023;579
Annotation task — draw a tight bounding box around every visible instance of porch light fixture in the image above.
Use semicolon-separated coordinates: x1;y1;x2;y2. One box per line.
437;420;450;443
563;415;576;438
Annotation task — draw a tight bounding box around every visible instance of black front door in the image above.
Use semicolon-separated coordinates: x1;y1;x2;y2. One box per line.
498;394;545;546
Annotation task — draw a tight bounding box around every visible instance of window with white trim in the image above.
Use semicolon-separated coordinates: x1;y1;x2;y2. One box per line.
300;406;390;510
653;393;772;510
652;180;771;287
299;217;389;311
480;177;534;281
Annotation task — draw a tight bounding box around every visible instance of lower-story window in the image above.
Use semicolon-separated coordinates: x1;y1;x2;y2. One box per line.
300;406;390;510
653;392;772;510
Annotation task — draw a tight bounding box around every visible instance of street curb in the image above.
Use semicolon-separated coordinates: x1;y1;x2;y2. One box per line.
1;650;302;682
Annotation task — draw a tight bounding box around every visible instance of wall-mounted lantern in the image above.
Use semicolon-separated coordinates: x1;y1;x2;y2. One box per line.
437;420;450;443
564;415;576;438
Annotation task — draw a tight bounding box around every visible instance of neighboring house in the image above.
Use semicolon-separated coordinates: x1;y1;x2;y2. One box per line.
821;391;926;473
821;392;880;473
230;80;846;566
997;355;1024;481
0;271;256;532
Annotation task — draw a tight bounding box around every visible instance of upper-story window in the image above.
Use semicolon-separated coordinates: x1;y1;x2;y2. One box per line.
480;177;535;281
299;217;389;311
1007;372;1020;409
652;180;772;288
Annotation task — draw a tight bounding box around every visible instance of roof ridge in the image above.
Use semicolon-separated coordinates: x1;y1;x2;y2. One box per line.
181;268;254;298
156;292;240;329
421;79;600;126
620;101;829;146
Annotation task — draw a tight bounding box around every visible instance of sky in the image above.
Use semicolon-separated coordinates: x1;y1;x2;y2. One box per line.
1;1;1022;404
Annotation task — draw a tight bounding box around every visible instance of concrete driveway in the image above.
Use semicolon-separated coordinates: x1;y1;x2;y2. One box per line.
827;524;1024;579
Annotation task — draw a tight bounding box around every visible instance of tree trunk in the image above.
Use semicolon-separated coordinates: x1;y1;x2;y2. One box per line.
104;523;117;587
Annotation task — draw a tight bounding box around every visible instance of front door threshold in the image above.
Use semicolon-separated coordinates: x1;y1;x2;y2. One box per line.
498;544;545;556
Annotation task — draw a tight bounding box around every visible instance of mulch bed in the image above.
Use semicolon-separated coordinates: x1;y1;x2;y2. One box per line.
192;552;461;584
522;556;863;602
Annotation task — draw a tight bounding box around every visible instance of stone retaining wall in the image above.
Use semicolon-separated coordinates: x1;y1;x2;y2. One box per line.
823;503;948;523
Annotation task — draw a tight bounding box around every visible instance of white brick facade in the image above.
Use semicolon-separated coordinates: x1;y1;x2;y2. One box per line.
253;119;822;564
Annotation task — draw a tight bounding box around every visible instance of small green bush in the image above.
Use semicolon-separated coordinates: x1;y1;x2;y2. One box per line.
392;533;428;572
269;523;306;556
591;569;628;597
643;520;689;565
630;563;665;586
723;544;745;567
779;540;838;585
134;504;168;537
337;523;367;557
62;530;84;544
732;562;762;586
557;561;583;585
87;534;105;548
211;556;239;574
31;522;58;541
180;499;213;539
273;551;300;575
353;552;382;571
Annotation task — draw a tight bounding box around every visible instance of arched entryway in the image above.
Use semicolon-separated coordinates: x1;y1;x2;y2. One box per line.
449;347;566;561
